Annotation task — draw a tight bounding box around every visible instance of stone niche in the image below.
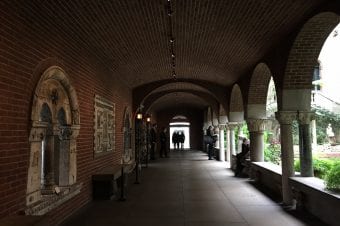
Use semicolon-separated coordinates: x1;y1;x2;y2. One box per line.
94;95;115;156
26;66;81;215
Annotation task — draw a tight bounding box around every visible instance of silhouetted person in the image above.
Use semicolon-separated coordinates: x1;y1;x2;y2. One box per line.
150;124;157;160
235;138;250;177
172;131;179;150
206;126;214;160
160;127;168;157
178;131;185;150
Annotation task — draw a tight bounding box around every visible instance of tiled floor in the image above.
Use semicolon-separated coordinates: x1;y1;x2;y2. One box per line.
62;150;326;226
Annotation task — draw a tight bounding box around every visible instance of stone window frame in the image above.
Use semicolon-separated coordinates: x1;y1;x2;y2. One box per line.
26;66;81;215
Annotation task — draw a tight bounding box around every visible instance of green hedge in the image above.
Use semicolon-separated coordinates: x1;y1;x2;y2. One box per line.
294;158;340;192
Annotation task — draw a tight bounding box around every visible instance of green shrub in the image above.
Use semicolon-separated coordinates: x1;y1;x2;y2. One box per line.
325;162;340;192
294;159;300;172
313;159;332;179
264;143;281;165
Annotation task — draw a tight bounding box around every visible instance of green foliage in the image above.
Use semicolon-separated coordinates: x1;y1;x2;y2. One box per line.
314;107;340;144
313;158;333;179
234;123;249;148
264;143;281;164
292;120;299;145
294;158;340;191
294;159;300;172
325;162;340;192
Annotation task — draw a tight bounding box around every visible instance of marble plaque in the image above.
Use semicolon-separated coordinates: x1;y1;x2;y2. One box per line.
94;95;115;156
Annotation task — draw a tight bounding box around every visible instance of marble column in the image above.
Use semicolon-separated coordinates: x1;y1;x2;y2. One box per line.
275;111;296;205
311;119;317;152
228;123;238;169
219;124;225;162
247;119;266;162
225;125;231;162
214;126;220;149
298;111;314;177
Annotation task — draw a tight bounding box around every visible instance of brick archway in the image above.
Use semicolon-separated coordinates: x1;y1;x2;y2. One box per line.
247;63;273;118
283;12;340;111
229;84;244;122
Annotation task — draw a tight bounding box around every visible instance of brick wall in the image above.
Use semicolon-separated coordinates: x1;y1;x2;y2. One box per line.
229;84;244;112
0;3;132;225
284;12;340;89
248;63;272;105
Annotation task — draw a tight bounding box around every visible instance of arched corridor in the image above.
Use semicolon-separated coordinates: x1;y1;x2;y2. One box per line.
62;150;325;226
1;1;340;225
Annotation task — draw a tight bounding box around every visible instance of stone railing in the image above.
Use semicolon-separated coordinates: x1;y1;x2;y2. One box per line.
251;162;340;226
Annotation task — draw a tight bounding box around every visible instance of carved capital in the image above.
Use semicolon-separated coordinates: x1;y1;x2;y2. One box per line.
70;125;80;139
227;122;239;131
58;126;73;140
247;119;266;132
297;111;315;125
275;111;296;125
218;124;226;130
29;121;48;142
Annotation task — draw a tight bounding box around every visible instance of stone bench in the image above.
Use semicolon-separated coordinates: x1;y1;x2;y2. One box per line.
92;162;135;200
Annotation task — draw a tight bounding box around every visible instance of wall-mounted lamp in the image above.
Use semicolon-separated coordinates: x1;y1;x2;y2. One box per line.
146;116;151;123
136;112;143;120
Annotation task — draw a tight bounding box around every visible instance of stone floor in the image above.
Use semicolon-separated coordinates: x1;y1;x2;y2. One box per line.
62;150;327;226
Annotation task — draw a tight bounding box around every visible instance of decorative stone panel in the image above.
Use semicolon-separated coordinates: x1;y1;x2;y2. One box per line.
94;95;115;156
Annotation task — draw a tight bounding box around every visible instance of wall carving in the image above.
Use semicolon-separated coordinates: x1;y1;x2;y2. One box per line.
27;66;81;214
94;95;115;156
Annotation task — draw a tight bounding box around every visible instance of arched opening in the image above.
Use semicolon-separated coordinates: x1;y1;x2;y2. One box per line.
169;115;191;150
26;66;81;215
282;12;340;184
264;77;280;165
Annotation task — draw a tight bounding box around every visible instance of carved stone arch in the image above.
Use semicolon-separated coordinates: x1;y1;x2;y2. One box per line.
26;66;81;215
229;84;244;122
123;106;133;163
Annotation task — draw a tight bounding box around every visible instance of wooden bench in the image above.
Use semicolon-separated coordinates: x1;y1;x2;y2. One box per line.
92;161;135;200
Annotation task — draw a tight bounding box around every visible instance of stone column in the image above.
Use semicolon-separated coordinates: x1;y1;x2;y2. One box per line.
219;125;225;161
311;119;317;152
275;111;296;205
214;126;220;149
69;125;80;185
298;111;314;177
247;119;266;162
228;123;238;168
225;126;231;162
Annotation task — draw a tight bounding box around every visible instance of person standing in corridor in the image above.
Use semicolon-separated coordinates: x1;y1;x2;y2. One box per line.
160;127;168;158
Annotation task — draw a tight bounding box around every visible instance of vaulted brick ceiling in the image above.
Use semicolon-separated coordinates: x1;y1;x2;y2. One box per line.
12;0;328;111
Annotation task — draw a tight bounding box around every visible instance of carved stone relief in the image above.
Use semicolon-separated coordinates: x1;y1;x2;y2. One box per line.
27;66;80;212
94;95;115;156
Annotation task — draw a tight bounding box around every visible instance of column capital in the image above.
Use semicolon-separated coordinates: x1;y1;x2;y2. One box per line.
218;124;226;130
227;122;239;130
297;111;315;125
29;121;48;142
247;119;266;132
275;111;296;125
